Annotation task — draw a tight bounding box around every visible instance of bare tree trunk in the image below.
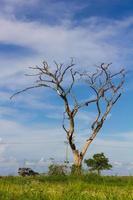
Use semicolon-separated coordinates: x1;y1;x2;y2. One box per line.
73;150;83;167
71;129;100;169
71;150;83;174
68;137;83;168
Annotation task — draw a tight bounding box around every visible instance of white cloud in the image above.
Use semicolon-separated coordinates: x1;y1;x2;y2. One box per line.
0;15;131;92
0;17;118;60
0;118;66;158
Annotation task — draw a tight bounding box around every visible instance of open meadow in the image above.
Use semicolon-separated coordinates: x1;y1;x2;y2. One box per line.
0;174;133;200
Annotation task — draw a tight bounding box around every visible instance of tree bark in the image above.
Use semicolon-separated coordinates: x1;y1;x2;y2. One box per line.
71;150;83;174
73;150;83;167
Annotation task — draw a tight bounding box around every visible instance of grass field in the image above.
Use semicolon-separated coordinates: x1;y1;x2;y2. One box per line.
0;174;133;200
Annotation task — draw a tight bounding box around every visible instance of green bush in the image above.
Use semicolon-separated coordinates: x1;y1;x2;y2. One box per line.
48;164;67;176
84;152;112;175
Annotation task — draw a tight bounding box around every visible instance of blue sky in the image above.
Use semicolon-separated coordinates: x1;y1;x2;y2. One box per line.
0;0;133;175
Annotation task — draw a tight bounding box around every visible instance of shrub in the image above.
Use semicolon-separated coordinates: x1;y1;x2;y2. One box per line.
48;164;67;176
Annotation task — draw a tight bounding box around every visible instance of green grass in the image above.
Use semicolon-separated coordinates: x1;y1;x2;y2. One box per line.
0;174;133;200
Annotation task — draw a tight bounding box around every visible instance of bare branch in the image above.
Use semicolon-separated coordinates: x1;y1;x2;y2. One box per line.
78;98;97;109
80;64;125;158
59;58;75;83
65;69;77;97
62;111;69;134
10;85;46;99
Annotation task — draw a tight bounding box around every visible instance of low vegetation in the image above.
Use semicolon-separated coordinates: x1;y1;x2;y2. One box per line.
0;174;133;200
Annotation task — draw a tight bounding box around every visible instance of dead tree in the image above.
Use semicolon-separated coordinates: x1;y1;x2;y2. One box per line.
11;60;125;168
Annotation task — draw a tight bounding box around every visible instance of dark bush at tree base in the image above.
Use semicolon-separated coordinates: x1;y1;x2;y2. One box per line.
48;164;67;176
